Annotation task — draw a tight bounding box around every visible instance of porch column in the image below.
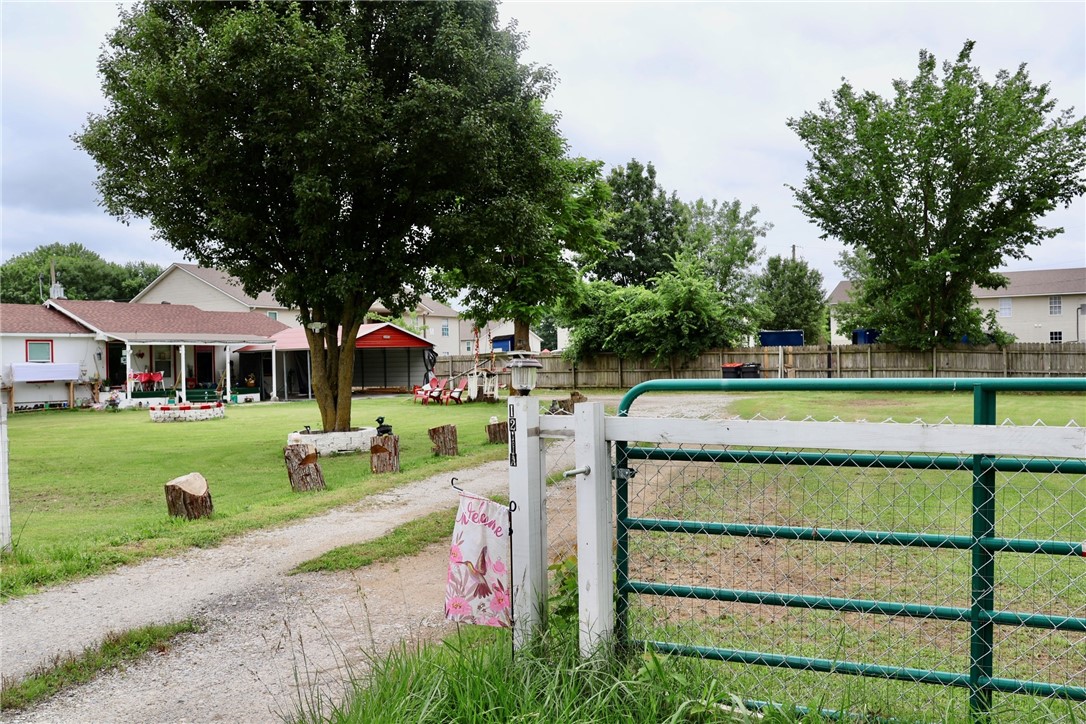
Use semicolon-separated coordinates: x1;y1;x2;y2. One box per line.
271;348;279;401
224;346;232;400
179;345;187;403
125;343;133;398
307;351;313;400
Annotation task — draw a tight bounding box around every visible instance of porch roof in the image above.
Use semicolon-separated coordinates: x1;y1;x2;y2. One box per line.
45;299;287;345
237;322;433;353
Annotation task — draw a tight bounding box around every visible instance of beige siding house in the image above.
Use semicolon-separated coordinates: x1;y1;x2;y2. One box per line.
974;268;1086;344
828;267;1086;344
132;264;299;326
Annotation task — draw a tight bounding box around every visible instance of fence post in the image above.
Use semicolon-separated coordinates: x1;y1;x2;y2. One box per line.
968;386;997;720
1;406;10;551
575;402;614;656
508;396;547;648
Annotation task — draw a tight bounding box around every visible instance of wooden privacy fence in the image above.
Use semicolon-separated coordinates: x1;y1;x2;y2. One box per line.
434;343;1085;388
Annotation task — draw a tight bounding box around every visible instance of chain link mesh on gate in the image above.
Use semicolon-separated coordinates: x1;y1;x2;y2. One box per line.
540;401;579;588
615;394;1084;722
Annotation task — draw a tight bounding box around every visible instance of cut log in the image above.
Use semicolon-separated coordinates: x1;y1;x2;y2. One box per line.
555;390;588;415
429;424;459;456
485;420;509;444
370;434;400;474
164;472;213;520
284;443;326;492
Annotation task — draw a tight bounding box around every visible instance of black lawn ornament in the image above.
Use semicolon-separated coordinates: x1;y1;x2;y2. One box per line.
375;416;393;436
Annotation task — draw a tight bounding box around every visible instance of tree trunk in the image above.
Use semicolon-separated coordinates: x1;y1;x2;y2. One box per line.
428;424;459;456
164;472;213;520
370;434;400;473
284;443;326;492
512;317;532;352
485;420;508;444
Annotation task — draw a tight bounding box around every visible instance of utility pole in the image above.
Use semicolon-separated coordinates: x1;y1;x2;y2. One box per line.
791;244;796;261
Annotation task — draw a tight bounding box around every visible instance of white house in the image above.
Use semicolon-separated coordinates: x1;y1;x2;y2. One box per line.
828;267;1086;345
0;301;286;411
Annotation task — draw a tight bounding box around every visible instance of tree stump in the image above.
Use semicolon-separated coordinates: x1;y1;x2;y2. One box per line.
164;472;213;520
370;434;400;473
429;424;459;456
284;443;326;492
485;420;509;444
555;390;588;415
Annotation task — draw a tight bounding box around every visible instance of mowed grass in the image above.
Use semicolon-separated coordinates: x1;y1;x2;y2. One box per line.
1;395;509;597
723;389;1085;425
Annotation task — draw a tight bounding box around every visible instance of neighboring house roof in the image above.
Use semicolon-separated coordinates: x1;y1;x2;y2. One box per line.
828;268;1086;306
972;268;1086;298
416;297;460;317
237;322;433;353
45;299;288;344
0;304;92;335
827;281;853;305
131;263;287;309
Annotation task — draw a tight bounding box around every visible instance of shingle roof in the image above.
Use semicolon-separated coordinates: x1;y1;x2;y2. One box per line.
972;268;1086;298
828;268;1085;304
46;299;288;343
0;304;91;335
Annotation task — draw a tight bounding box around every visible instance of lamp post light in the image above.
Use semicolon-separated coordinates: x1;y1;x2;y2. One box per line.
507;353;542;396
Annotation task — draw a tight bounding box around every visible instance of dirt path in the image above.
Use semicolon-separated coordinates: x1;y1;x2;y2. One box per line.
2;460;517;723
1;393;734;723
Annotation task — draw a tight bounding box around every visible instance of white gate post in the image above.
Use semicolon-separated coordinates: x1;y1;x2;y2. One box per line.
508;396;547;648
1;405;10;551
575;402;614;655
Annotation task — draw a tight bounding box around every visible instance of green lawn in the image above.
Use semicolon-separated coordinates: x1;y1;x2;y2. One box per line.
1;395;510;597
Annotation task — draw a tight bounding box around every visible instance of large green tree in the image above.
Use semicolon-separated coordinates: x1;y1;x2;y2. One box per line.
0;243;162;303
788;41;1086;348
439;156;610;357
78;1;567;430
755;255;827;344
589;159;688;287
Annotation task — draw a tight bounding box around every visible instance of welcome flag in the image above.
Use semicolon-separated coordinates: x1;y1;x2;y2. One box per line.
445;494;512;627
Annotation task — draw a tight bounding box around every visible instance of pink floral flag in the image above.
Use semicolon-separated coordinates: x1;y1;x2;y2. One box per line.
445;494;512;627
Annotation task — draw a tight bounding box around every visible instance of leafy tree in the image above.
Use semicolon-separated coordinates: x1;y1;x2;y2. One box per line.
558;252;755;365
439;156;609;356
0;243;161;303
788;41;1085;348
588;159;689;287
754;255;827;344
78;1;567;431
683;198;768;294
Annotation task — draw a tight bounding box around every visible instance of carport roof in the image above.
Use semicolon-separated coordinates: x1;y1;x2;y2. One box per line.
237;322;432;353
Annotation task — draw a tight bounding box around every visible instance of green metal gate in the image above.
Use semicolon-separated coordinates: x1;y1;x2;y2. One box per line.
614;378;1085;721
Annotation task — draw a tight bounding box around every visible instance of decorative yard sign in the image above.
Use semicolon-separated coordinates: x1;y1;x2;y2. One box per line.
445;493;512;627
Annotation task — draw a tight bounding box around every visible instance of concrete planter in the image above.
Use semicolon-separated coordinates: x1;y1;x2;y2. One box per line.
287;427;377;456
149;402;225;422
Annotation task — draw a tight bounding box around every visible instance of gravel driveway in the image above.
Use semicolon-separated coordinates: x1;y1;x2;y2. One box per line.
2;393;735;723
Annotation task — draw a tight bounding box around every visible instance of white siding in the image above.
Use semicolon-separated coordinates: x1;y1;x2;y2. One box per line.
0;335;101;409
977;293;1086;343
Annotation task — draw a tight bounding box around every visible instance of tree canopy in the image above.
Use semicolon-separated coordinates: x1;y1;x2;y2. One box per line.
788;41;1085;348
0;243;162;304
78;1;572;430
588;159;689;287
754;255;827;345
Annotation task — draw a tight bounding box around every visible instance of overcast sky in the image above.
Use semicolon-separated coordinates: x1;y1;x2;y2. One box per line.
2;1;1083;295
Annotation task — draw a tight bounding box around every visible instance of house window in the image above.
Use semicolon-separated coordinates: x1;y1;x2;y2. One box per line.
153;347;174;379
26;340;53;362
1049;296;1062;315
1050;331;1063;343
465;342;473;352
998;298;1012;318
442;321;450;337
266;311;278;321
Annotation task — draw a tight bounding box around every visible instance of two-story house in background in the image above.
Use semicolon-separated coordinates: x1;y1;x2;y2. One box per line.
828;267;1086;345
